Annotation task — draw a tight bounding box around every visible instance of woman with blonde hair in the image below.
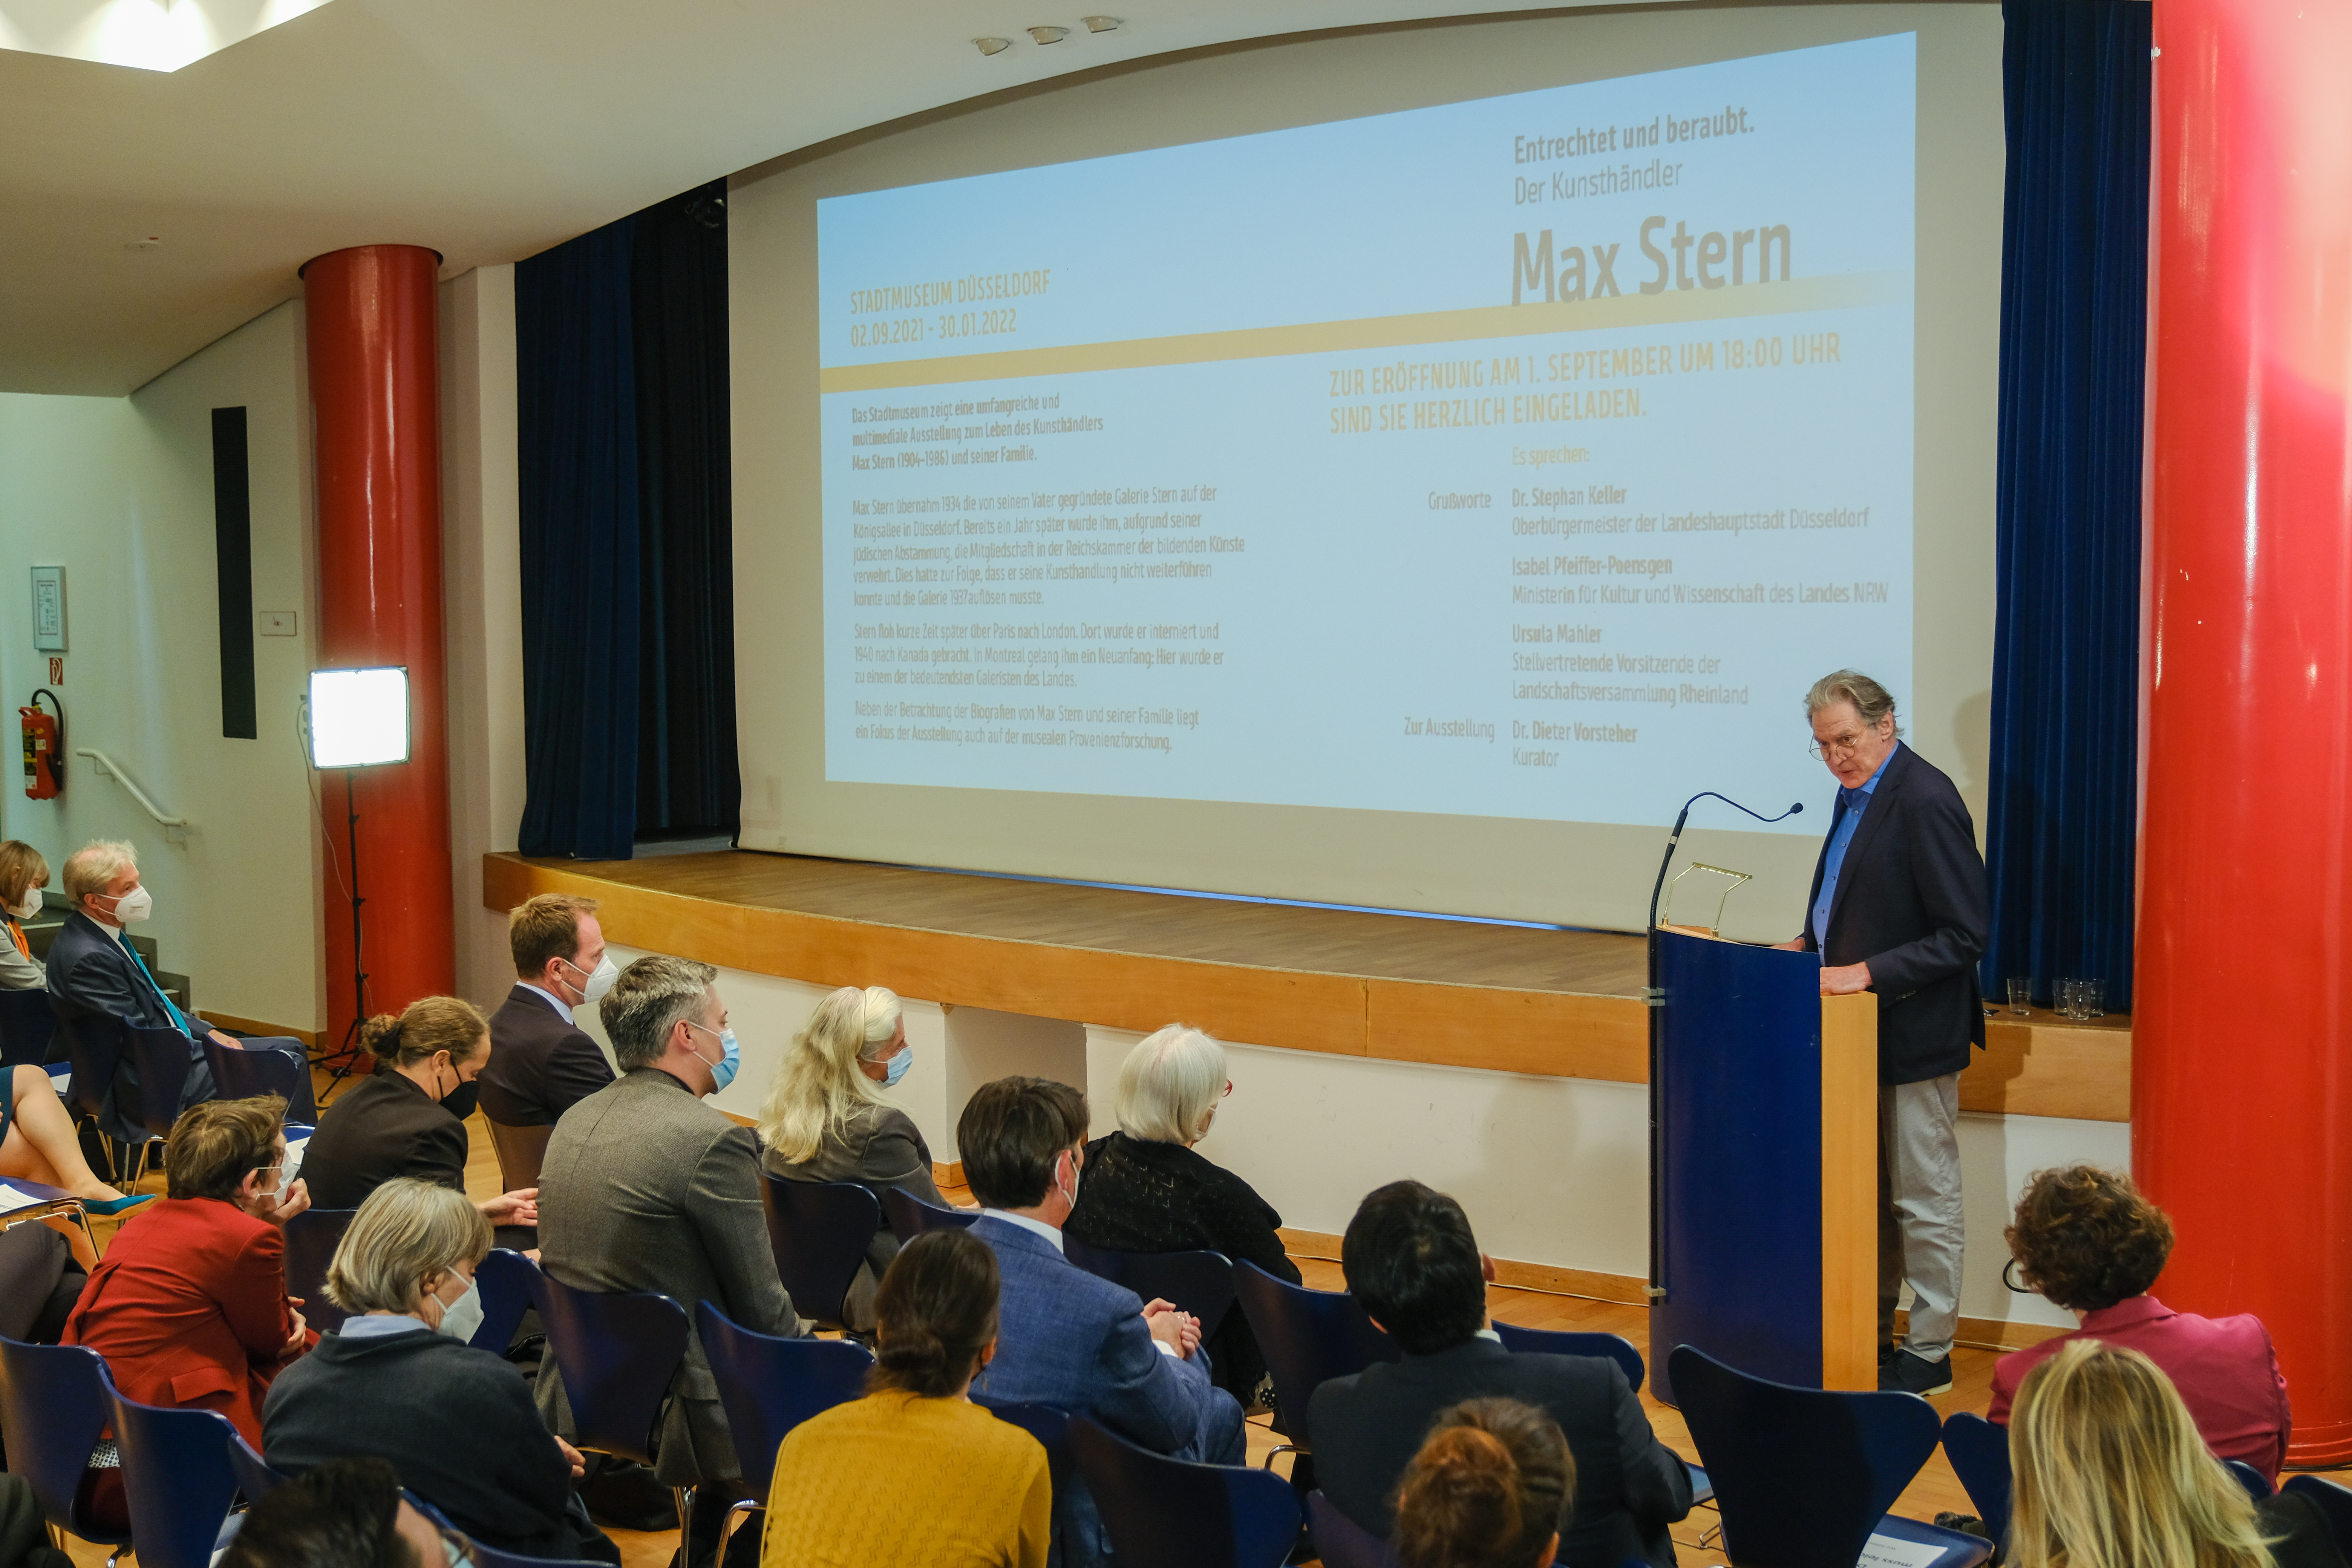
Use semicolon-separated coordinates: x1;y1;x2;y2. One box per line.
1392;1397;1573;1568
2008;1340;2342;1568
0;839;50;989
757;985;948;1330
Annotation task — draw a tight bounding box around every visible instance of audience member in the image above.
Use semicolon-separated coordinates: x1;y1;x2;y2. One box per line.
1991;1164;2292;1481
477;894;615;1129
756;985;946;1331
0;1221;84;1343
534;955;806;1560
0;841;49;991
219;1457;458;1568
300;997;537;1246
1311;1181;1690;1568
1393;1398;1573;1568
762;1229;1050;1568
263;1179;614;1564
960;1075;1242;1568
46;840;306;1128
63;1095;314;1528
2;1059;152;1263
2009;1340;2345;1568
1064;1022;1299;1407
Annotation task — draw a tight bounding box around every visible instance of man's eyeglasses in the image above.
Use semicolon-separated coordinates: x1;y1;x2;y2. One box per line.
1808;729;1876;761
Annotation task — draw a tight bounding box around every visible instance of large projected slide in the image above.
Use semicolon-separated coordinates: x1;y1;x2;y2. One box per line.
818;35;1914;833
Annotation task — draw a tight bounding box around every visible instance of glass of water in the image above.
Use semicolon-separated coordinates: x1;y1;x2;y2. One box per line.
2007;977;2032;1015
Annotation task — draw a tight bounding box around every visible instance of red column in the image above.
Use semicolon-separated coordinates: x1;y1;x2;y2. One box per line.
302;245;456;1048
2138;2;2352;1465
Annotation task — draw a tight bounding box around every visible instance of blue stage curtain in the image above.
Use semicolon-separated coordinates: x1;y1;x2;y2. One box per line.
516;219;643;861
1981;0;2150;1010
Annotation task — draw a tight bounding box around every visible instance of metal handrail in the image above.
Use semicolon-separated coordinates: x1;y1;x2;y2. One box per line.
74;749;188;830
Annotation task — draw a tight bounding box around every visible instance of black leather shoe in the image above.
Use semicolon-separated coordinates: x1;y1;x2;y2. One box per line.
1879;1349;1954;1395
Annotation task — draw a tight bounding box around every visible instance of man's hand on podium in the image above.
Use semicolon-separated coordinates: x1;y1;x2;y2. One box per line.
1819;961;1873;996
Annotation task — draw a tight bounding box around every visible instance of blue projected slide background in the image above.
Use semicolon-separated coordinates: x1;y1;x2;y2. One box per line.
817;35;1914;831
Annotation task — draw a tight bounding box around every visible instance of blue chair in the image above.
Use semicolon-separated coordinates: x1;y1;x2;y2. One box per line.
880;1186;976;1242
2227;1458;2273;1500
1667;1345;1991;1568
472;1247;543;1354
1231;1260;1398;1459
2283;1474;2352;1539
1491;1319;1648;1393
52;1009;134;1173
108;1389;243;1568
757;1172;881;1330
697;1300;874;1548
533;1271;690;1467
227;1429;290;1502
202;1035;318;1125
120;1023;196;1180
1939;1411;2011;1545
1308;1490;1399;1568
0;988;56;1070
0;1336;134;1551
1064;1239;1237;1341
974;1395;1073;1516
282;1208;358;1334
463;1542;617;1568
1069;1413;1301;1568
0;1174;97;1257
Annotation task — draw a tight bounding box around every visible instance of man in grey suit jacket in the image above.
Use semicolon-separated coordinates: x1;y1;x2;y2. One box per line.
533;955;807;1510
960;1077;1244;1568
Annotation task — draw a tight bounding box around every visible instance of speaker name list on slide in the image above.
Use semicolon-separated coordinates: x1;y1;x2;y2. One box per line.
817;33;1914;831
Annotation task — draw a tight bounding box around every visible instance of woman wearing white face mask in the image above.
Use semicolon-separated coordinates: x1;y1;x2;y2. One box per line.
261;1178;618;1566
0;839;50;990
757;985;953;1332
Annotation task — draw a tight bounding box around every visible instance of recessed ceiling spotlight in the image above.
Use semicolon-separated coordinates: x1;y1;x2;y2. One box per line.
1028;25;1069;43
975;35;1012;54
125;236;162;251
1082;15;1121;31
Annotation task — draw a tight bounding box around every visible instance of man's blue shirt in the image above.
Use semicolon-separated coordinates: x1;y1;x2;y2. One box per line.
1811;743;1898;950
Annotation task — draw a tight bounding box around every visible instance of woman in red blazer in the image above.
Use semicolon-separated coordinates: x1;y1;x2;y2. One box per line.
66;1094;316;1449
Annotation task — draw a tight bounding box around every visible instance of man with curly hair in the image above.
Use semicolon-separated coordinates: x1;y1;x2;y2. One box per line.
1990;1164;2292;1482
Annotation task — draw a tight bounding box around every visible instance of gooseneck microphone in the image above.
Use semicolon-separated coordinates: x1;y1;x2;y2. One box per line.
1646;793;1804;934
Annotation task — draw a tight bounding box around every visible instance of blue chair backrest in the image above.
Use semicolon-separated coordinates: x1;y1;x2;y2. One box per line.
472;1247;543;1354
695;1298;873;1503
51;1008;128;1125
1308;1491;1399;1568
1939;1412;2011;1546
881;1186;977;1242
283;1208;358;1334
202;1037;317;1125
0;1336;132;1545
535;1269;689;1466
122;1023;194;1144
1491;1319;1647;1394
757;1173;881;1328
1231;1260;1398;1447
1069;1413;1302;1568
463;1539;617;1568
2283;1475;2352;1540
108;1389;243;1568
2227;1459;2273;1500
1064;1240;1237;1341
228;1429;290;1501
0;988;56;1070
974;1395;1073;1512
1666;1344;1942;1568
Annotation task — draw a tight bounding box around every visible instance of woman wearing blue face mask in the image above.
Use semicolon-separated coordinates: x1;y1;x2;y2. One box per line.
756;985;952;1333
261;1179;618;1565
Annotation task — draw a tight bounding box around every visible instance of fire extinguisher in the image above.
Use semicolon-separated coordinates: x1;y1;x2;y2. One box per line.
20;691;63;800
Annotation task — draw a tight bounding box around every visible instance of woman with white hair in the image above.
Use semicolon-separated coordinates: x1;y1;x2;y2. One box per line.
1064;1023;1299;1409
758;985;949;1332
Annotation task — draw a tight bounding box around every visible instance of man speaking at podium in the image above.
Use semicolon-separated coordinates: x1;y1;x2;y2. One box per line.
1793;670;1989;1396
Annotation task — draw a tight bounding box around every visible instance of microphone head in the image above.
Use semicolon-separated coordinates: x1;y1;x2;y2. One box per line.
1789;802;1804;814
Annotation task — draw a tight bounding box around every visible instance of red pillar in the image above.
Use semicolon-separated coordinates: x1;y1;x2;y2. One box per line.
302;245;456;1047
2138;2;2352;1465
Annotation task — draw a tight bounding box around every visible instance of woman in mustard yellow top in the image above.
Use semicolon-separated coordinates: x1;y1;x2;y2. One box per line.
761;1228;1049;1568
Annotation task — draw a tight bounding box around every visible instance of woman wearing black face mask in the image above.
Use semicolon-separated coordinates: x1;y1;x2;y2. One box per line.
303;997;539;1248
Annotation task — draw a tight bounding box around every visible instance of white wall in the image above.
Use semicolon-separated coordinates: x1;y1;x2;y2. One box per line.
0;302;325;1031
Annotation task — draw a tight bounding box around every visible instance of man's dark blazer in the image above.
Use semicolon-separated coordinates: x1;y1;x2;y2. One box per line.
1308;1338;1694;1568
299;1069;469;1211
46;910;210;1130
1801;742;1991;1085
477;985;613;1127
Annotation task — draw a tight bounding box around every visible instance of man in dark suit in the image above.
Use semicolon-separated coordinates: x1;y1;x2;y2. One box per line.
1310;1181;1692;1568
47;839;307;1135
477;894;614;1128
1794;670;1990;1395
959;1076;1243;1568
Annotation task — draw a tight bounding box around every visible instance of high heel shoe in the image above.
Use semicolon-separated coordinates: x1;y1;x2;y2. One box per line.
83;1193;156;1216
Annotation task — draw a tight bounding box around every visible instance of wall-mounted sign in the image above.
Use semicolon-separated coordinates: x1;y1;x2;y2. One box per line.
31;565;65;653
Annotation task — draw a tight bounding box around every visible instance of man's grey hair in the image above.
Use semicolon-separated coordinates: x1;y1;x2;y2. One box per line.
63;839;137;904
1804;669;1901;736
600;954;719;1070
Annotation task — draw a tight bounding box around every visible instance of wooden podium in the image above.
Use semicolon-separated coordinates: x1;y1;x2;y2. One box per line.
1649;927;1877;1403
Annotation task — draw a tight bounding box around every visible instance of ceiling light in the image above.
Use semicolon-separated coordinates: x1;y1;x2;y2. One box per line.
974;35;1011;54
1081;15;1120;30
0;0;338;73
1027;25;1067;43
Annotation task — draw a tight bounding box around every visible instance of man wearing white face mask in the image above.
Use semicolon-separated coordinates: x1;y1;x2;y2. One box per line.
534;955;807;1565
479;895;617;1132
48;839;310;1133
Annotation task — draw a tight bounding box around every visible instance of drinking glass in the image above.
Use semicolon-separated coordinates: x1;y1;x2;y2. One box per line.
2084;979;2105;1018
2006;977;2032;1015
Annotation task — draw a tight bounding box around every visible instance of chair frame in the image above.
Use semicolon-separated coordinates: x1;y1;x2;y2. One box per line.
695;1298;876;1553
1230;1260;1397;1467
755;1172;881;1331
1067;1412;1302;1568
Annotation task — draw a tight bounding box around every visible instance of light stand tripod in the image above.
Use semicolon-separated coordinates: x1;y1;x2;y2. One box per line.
315;769;370;1100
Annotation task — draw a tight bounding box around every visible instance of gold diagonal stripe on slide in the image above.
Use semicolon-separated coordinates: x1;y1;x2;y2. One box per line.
819;272;1905;395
